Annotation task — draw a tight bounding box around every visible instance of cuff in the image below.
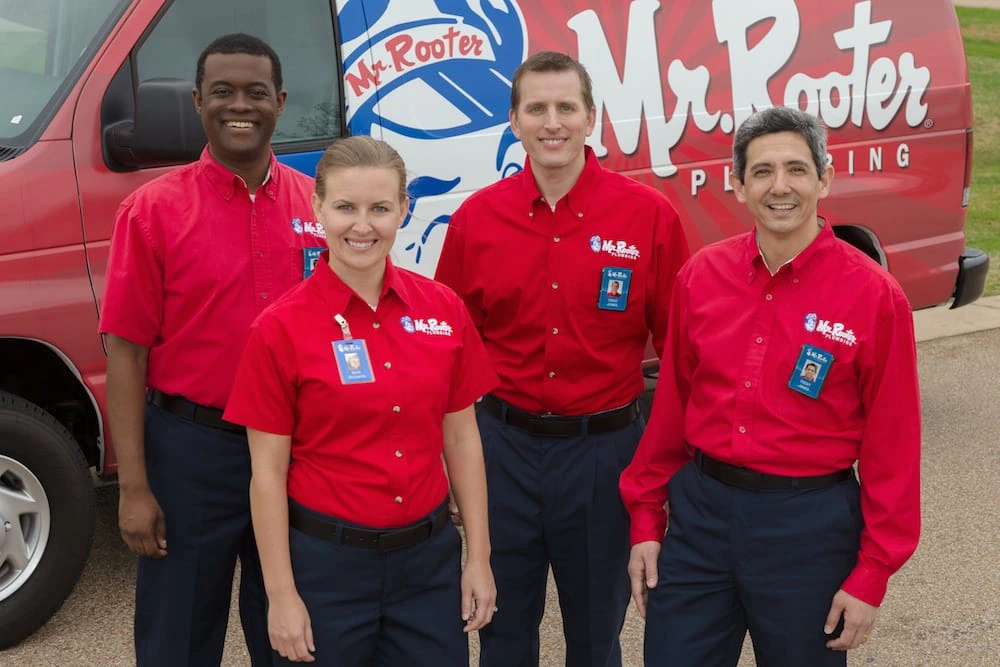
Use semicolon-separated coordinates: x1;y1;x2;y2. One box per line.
628;506;668;546
840;559;891;606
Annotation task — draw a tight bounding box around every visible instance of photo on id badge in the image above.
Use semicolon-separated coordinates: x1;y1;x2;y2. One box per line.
598;267;632;311
333;339;375;384
788;344;834;399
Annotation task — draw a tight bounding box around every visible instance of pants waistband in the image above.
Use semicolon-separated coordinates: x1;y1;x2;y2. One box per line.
147;389;244;435
479;394;641;438
288;501;449;553
695;451;853;492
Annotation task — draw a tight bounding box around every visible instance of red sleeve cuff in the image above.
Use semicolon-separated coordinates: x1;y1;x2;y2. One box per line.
628;507;668;546
840;560;891;606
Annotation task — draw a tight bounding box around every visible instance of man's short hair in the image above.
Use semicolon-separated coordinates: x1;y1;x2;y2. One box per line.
510;51;594;111
732;107;827;182
195;33;283;92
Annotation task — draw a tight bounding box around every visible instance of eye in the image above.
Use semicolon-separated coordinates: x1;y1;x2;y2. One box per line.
560;103;575;112
337;203;353;211
790;165;807;174
753;168;770;177
373;205;389;213
211;87;231;96
249;88;269;99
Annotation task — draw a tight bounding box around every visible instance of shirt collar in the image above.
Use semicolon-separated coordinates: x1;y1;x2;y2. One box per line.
198;146;280;201
310;251;412;315
744;218;835;282
518;145;601;218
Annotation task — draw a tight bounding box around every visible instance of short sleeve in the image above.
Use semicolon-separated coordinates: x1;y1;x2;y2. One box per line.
98;197;164;345
446;294;498;413
223;317;298;435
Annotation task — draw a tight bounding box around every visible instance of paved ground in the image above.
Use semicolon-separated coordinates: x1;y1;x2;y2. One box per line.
955;0;1000;8
3;299;998;665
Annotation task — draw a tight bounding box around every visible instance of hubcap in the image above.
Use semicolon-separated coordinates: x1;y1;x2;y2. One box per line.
0;455;50;602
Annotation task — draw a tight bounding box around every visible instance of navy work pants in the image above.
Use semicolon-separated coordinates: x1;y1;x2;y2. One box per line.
645;461;863;666
134;403;271;666
476;408;644;667
280;502;467;666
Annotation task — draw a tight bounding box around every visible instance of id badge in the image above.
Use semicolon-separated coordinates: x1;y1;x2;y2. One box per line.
332;339;375;384
788;344;834;399
303;247;324;279
598;267;632;312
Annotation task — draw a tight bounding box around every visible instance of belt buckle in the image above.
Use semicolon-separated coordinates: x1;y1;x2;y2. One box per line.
377;521;430;553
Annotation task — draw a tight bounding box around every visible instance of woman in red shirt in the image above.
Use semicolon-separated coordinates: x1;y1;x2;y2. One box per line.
224;136;497;665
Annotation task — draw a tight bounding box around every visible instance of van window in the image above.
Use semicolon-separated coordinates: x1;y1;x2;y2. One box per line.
136;0;342;147
0;0;128;146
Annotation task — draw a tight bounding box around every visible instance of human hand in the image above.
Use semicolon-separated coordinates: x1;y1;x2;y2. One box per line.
461;557;497;632
627;541;661;619
824;589;878;650
268;590;316;662
118;485;167;558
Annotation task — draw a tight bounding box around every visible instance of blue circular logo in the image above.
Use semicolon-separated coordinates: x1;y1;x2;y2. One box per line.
590;235;602;253
291;218;304;234
400;316;416;333
804;313;818;332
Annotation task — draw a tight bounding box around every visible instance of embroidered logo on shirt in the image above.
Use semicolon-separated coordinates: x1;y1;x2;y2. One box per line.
806;313;857;347
290;218;326;237
588;235;640;260
413;318;453;336
400;316;416;333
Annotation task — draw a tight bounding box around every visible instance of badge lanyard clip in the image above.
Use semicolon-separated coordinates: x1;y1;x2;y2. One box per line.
334;314;352;340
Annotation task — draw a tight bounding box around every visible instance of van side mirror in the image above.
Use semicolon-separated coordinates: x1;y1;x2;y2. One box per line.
104;78;205;169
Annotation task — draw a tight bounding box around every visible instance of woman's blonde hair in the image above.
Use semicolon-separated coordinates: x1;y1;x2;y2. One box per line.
314;136;408;203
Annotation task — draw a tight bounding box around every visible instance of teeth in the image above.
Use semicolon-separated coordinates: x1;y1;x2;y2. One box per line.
226;121;253;128
346;239;377;249
770;204;795;210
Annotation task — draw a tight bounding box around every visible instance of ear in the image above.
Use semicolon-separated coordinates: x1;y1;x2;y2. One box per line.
276;89;287;116
730;170;746;203
192;87;202;114
586;106;596;137
311;191;323;219
509;108;521;140
818;164;834;200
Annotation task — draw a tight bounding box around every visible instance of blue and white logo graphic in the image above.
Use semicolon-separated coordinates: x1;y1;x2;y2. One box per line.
291;218;304;235
590;235;603;253
338;1;527;269
804;313;818;332
400;316;416;333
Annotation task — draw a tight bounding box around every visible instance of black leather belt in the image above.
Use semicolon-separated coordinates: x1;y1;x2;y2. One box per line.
289;501;449;553
147;389;244;435
696;451;853;492
480;394;641;438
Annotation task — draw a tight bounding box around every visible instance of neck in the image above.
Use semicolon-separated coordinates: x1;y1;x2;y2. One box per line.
757;218;822;274
331;260;386;307
210;148;271;192
532;152;586;205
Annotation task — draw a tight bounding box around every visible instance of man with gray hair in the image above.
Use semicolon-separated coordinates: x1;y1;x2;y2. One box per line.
620;106;921;665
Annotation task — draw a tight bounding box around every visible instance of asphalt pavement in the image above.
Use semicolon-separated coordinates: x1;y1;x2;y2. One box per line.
2;296;998;666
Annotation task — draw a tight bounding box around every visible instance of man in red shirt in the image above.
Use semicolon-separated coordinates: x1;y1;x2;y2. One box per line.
621;106;921;666
435;51;688;666
99;34;324;666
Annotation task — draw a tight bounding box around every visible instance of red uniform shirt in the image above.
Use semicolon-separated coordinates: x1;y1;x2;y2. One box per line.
99;148;325;408
620;222;921;606
435;147;688;415
223;256;498;528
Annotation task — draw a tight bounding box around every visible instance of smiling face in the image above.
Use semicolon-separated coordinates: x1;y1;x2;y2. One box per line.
313;166;407;283
193;52;286;169
731;131;833;246
509;69;596;181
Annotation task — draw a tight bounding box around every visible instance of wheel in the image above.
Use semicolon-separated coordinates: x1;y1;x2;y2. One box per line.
0;390;96;648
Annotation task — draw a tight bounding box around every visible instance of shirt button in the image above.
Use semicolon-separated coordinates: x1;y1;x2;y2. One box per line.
548;371;556;378
528;211;534;217
373;322;381;329
793;278;800;284
384;362;392;369
551;282;559;289
552;328;559;335
394;450;403;458
394;496;403;504
756;337;763;344
553;236;560;243
738;426;747;434
577;212;583;218
744;381;752;388
261;293;268;300
765;294;773;301
392;405;401;413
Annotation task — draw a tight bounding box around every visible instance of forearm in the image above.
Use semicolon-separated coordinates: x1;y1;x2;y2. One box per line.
250;467;297;598
442;410;490;562
105;334;150;491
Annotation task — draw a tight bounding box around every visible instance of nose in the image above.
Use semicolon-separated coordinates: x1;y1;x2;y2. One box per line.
543;107;560;131
770;170;791;195
229;91;253;111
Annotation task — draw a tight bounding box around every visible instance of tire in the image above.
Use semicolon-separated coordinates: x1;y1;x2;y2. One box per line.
0;390;96;649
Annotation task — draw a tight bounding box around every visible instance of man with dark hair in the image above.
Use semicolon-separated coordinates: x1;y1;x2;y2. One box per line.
436;51;688;665
100;33;325;665
622;106;921;666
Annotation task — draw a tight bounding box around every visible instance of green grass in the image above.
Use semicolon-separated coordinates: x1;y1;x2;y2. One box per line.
957;7;1000;296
